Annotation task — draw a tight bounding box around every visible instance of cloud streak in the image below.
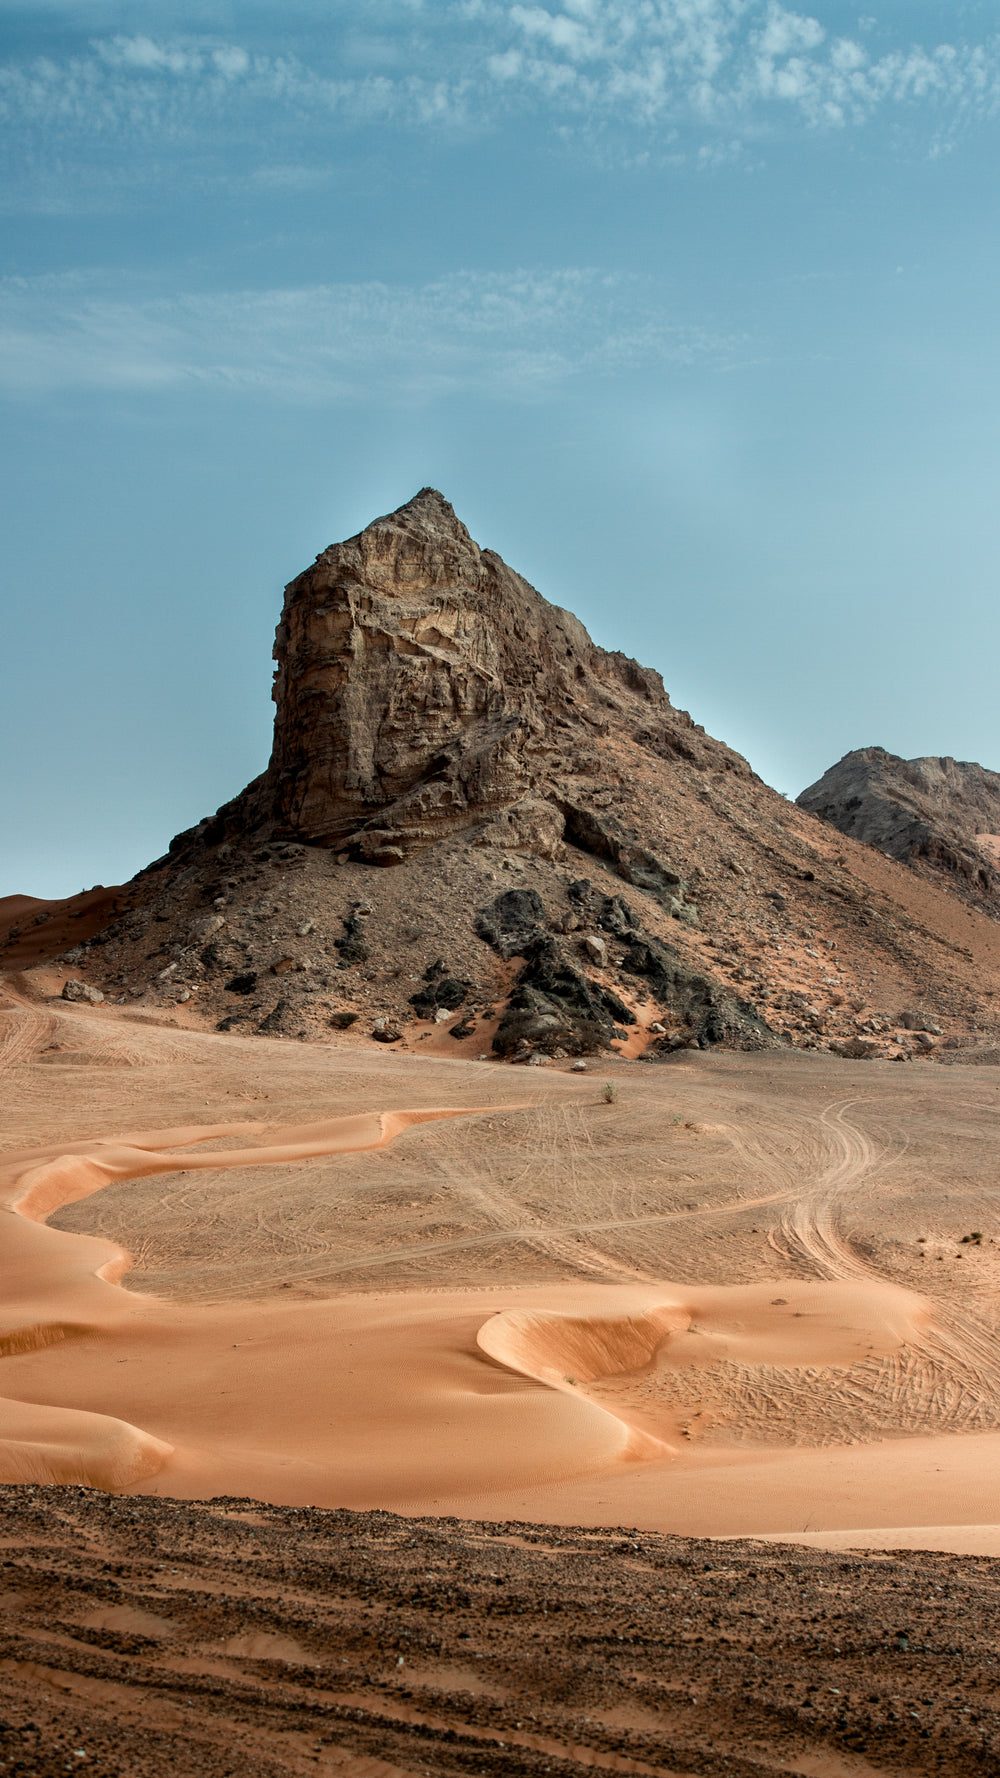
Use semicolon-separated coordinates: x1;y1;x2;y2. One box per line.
0;267;743;402
1;2;998;175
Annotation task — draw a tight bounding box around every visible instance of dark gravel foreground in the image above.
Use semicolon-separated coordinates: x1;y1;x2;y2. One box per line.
0;1486;996;1776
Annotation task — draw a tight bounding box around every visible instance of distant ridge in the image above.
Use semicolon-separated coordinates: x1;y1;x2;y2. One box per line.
797;747;1000;915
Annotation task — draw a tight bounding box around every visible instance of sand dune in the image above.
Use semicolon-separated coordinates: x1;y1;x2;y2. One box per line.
2;983;1000;1551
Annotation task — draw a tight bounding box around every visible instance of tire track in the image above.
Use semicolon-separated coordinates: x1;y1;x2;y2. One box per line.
764;1098;1000;1430
0;997;56;1080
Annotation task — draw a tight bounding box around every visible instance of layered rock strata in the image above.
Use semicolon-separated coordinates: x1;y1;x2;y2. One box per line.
233;487;713;895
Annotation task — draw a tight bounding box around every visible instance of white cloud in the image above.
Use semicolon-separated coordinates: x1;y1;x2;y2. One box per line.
756;6;824;61
0;4;998;173
0;267;742;402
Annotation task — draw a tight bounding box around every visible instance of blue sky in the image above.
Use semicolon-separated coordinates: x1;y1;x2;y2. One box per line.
2;1;1000;896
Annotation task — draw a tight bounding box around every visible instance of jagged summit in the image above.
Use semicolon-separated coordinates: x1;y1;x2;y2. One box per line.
248;487;691;864
797;746;1000;914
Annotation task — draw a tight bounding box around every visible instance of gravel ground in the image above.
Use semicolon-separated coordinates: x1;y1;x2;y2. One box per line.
0;1486;996;1776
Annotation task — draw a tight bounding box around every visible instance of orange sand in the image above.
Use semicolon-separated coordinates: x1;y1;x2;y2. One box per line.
3;985;1000;1554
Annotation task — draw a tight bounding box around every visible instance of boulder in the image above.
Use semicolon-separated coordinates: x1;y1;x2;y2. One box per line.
61;979;104;1005
831;1037;878;1060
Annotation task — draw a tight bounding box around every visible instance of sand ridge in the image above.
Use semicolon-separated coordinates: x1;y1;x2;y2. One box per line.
0;1107;483;1493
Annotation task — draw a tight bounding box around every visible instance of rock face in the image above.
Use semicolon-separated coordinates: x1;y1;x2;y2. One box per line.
15;490;1000;1064
797;748;1000;912
260;487;692;866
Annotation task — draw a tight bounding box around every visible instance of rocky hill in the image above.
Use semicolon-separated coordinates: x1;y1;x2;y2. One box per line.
797;748;1000;915
5;490;1000;1064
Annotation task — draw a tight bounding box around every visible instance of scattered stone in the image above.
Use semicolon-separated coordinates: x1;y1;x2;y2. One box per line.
372;1020;403;1043
297;920;315;937
571;1059;587;1072
329;1011;358;1030
449;1018;476;1039
583;934;608;967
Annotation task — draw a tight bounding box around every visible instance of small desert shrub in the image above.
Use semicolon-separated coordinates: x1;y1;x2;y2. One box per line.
601;1081;617;1104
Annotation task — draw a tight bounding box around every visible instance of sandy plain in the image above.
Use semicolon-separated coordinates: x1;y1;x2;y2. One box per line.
1;976;999;1556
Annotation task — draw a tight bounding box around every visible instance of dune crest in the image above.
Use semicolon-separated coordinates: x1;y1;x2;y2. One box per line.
478;1276;933;1451
0;1106;481;1490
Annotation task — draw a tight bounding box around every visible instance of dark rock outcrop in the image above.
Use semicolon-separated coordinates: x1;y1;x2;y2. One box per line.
620;932;774;1052
409;960;469;1018
797;748;1000;912
492;937;620;1057
476;888;774;1057
474;888;548;960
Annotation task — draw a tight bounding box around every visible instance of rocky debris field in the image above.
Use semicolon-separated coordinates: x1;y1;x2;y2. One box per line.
0;1484;997;1777
37;799;1000;1069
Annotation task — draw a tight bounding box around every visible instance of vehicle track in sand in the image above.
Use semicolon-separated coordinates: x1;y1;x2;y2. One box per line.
0;997;56;1081
760;1098;1000;1434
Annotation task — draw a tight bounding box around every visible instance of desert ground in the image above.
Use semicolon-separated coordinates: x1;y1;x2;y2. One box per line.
2;977;999;1549
4;975;1000;1773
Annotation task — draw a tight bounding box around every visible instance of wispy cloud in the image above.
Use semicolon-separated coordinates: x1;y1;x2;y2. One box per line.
0;267;743;402
1;2;998;182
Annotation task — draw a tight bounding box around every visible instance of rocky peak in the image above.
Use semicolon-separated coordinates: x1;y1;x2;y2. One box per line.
263;488;672;863
797;746;1000;912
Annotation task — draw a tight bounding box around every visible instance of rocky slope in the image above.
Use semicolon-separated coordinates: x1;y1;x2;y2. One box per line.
797;747;1000;914
5;490;1000;1063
